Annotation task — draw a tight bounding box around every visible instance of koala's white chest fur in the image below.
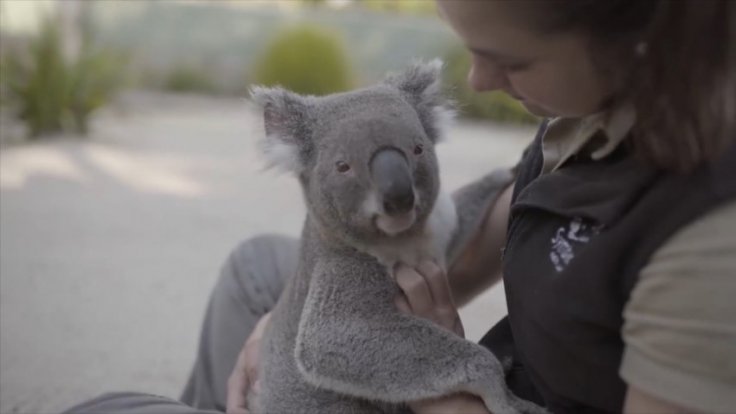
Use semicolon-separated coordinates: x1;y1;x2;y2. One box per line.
359;190;457;270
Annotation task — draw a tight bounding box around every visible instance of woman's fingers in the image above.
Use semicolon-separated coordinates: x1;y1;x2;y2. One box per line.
394;261;464;336
416;261;465;336
416;261;453;307
395;264;434;317
394;293;413;315
225;313;272;414
226;342;252;414
409;393;491;414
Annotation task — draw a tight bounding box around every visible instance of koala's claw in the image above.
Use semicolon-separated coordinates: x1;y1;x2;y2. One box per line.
500;356;514;374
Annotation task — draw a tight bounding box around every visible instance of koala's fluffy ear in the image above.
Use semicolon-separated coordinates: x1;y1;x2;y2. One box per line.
250;86;312;173
385;59;456;143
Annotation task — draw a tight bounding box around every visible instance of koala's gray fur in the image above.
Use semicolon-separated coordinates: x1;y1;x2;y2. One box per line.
249;61;546;414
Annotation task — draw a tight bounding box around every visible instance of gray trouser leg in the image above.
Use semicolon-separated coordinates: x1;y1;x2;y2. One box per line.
61;235;299;414
180;234;299;410
62;392;221;414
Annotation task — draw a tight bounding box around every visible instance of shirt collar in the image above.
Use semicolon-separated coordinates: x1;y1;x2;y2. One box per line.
541;102;636;173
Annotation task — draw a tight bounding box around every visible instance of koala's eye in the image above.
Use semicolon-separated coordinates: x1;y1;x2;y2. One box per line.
414;144;424;155
335;161;351;173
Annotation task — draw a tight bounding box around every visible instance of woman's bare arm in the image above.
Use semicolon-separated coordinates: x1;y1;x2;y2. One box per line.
447;182;514;307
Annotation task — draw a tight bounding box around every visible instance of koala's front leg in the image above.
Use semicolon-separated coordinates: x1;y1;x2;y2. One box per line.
294;261;546;414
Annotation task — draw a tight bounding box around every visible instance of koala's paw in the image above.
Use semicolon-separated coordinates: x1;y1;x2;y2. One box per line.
500;356;514;374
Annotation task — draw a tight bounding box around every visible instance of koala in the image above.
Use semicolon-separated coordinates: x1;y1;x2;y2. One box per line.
249;60;546;414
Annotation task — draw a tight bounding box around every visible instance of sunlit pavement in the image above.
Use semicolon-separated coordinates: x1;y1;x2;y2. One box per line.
0;91;536;413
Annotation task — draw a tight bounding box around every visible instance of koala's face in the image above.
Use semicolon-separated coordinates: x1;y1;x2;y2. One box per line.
253;60;452;245
305;92;440;243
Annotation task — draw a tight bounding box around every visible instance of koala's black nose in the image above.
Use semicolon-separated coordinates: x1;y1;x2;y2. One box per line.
383;189;415;216
370;148;415;215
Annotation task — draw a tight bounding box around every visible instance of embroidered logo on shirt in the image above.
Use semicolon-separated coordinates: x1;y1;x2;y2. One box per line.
550;217;600;272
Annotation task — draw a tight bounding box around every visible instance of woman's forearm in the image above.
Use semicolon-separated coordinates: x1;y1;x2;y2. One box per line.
448;183;514;307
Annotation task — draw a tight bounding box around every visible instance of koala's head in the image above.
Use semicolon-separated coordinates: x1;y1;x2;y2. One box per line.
251;60;454;246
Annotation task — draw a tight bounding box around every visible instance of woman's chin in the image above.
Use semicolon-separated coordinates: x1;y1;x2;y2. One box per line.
521;101;556;118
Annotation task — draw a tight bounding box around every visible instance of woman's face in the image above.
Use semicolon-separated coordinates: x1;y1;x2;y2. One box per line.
437;0;618;118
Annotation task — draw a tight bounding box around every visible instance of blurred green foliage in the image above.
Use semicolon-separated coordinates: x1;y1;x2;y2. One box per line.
1;16;127;137
251;25;353;96
443;46;538;125
163;65;217;94
358;0;437;15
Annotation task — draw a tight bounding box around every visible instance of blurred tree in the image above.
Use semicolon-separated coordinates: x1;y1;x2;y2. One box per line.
252;25;353;96
358;0;436;15
163;65;217;94
1;14;127;137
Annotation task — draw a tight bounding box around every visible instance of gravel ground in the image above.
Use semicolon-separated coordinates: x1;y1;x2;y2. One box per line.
0;91;535;414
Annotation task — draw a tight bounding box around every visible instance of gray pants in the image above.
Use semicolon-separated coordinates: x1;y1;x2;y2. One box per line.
63;235;300;414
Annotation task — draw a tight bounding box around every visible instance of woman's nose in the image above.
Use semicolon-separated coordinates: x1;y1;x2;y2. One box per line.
467;58;508;92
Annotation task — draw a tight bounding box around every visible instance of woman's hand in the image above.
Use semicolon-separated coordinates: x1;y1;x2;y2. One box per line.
410;394;491;414
394;261;491;414
226;312;271;414
394;260;464;337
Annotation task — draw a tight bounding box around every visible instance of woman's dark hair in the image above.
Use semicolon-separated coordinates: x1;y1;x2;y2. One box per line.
517;0;735;172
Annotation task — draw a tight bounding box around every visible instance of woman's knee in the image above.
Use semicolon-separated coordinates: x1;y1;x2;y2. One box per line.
214;234;299;314
63;392;214;414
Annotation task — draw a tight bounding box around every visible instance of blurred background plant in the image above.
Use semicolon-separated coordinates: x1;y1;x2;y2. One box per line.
252;24;353;96
0;0;537;145
442;45;538;124
163;65;218;94
359;0;437;15
1;10;128;138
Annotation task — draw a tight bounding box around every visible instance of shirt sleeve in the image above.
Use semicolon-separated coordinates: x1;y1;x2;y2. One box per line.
620;200;736;413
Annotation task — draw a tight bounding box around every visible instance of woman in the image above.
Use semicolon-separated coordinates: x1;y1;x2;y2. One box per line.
400;1;735;412
65;1;735;413
392;1;735;413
